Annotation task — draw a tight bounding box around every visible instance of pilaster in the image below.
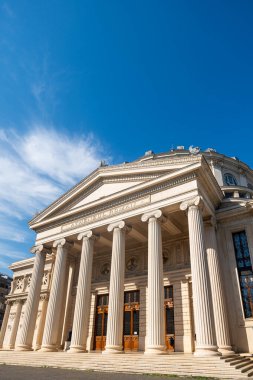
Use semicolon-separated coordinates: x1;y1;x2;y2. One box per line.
0;300;12;348
9;299;23;349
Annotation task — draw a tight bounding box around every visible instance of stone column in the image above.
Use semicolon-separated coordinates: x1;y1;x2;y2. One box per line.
205;218;234;355
0;300;12;348
16;245;48;351
9;300;23;349
41;239;70;352
61;259;75;347
180;196;219;356
141;210;166;354
69;231;98;353
103;221;128;354
34;294;49;350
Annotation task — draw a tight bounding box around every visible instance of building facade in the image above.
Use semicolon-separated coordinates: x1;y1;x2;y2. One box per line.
0;148;253;356
0;274;12;330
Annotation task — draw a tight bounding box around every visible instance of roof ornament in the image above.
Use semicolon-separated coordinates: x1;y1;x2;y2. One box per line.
205;148;216;152
189;145;200;155
99;160;108;167
144;150;154;156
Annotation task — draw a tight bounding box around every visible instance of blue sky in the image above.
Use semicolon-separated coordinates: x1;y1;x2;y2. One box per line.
0;1;253;275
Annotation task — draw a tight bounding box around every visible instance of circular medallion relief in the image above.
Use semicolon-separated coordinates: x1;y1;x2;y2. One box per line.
126;257;138;272
101;263;110;276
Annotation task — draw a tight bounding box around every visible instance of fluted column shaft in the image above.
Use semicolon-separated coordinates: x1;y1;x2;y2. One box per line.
103;221;127;354
181;196;218;356
205;221;234;355
69;231;97;353
142;210;166;354
0;301;12;348
34;295;49;350
16;245;47;351
9;300;23;349
41;239;69;351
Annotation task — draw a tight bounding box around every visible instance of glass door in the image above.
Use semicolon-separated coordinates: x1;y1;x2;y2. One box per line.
164;286;175;351
123;290;140;351
94;294;109;351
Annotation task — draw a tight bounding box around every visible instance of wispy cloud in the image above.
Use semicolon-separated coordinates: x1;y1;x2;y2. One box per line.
0;126;108;271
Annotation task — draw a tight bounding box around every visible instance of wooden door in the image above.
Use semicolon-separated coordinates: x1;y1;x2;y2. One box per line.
123;290;140;351
94;294;108;351
164;286;175;351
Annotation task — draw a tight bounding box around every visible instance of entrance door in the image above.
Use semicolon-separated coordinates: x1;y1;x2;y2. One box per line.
94;294;109;351
123;290;140;351
164;286;175;351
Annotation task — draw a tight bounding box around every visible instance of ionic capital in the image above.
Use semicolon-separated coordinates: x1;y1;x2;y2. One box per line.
107;220;131;233
77;230;99;242
53;238;72;249
30;245;50;255
180;195;203;212
141;209;166;223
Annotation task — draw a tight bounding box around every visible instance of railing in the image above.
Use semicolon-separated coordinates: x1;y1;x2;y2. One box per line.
222;186;253;200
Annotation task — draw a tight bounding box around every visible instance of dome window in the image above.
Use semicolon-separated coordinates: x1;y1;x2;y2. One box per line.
224;173;237;186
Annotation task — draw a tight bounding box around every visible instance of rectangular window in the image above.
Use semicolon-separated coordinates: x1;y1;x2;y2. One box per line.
232;231;253;318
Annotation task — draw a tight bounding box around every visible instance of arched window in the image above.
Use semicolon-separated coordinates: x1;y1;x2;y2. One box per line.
224;173;237;186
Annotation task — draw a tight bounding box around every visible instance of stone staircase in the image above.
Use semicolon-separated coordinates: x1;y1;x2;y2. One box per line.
0;350;253;379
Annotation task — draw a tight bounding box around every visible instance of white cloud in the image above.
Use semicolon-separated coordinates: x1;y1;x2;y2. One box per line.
0;126;108;271
0;126;107;218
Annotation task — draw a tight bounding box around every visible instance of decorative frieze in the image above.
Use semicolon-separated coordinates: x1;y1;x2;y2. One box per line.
61;196;151;232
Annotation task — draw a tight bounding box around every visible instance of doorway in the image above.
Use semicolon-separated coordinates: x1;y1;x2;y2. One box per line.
164;286;175;351
123;290;140;351
94;294;109;351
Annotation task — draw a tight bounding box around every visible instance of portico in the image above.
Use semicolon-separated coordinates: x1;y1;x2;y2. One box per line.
2;151;247;358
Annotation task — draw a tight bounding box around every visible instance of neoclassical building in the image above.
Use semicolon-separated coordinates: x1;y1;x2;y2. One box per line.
0;148;253;357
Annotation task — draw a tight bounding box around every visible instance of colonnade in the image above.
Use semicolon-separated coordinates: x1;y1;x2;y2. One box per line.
1;196;233;356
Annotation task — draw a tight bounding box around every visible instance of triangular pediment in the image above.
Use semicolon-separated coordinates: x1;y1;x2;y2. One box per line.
70;180;143;210
30;155;207;228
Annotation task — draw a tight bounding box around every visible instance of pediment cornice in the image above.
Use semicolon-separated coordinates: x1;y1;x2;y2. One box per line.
29;155;223;233
29;156;202;227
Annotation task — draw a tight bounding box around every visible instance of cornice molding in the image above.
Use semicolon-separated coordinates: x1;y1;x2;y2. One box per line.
29;156;202;226
35;172;197;234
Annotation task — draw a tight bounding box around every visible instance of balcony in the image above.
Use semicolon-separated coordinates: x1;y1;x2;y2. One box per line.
222;186;253;201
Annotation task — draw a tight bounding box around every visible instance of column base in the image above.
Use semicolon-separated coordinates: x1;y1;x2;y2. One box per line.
194;345;220;357
103;345;123;354
218;346;235;356
145;345;167;355
40;345;58;352
15;344;33;351
68;346;87;353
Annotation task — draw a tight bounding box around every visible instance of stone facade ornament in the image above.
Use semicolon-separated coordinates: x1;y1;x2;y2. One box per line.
126;257;138;272
100;263;110;275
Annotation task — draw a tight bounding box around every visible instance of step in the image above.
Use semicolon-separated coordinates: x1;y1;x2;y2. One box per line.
241;363;253;374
